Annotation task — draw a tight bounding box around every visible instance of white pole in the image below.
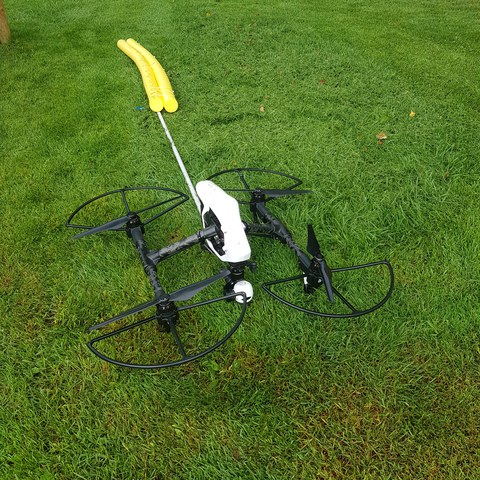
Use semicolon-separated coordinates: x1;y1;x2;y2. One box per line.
156;111;202;214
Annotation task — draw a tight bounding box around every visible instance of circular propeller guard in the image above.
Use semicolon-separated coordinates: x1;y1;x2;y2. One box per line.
207;167;308;205
262;260;394;318
87;291;247;369
66;186;189;237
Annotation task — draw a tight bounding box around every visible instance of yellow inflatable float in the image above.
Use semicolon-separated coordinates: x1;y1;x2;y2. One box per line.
117;38;179;113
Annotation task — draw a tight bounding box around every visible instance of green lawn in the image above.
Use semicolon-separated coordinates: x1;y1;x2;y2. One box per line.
1;0;479;478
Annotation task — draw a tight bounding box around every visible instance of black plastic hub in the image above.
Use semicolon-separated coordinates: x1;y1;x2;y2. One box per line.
126;214;145;237
304;257;332;294
155;301;179;332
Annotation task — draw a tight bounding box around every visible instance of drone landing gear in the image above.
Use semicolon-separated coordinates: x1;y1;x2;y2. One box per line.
208;168;394;319
67;186;248;368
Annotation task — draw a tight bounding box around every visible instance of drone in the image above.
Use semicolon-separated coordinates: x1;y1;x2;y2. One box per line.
66;39;394;369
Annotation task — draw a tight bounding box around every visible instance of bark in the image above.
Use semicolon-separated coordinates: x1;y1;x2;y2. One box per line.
0;0;11;44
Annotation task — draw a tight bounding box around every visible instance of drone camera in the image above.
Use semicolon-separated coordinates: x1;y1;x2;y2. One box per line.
233;280;254;303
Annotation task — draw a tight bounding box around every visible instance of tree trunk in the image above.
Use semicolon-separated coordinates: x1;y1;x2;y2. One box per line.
0;0;11;44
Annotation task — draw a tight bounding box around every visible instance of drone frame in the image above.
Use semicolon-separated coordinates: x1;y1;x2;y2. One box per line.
67;170;395;369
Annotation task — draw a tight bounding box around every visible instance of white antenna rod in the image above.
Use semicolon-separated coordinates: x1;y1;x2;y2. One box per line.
157;111;202;214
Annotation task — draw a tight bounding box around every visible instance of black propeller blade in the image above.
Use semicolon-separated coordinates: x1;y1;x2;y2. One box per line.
169;269;230;301
89;297;160;331
73;215;132;239
89;269;231;331
319;258;334;303
260;188;312;198
306;224;334;303
307;223;321;257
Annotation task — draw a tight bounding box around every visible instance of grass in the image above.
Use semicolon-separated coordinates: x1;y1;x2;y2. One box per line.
1;0;479;478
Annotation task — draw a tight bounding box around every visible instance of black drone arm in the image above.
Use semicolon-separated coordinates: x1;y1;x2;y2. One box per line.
148;224;218;264
247;199;311;272
129;224;165;297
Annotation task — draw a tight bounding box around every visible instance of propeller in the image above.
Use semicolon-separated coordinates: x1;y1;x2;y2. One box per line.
169;269;231;301
222;187;311;201
89;269;231;331
73;215;133;239
306;224;334;303
89;296;160;331
244;188;312;203
260;188;312;198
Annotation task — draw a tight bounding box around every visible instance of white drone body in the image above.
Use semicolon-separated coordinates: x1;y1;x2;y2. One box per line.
196;180;251;263
196;180;253;302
